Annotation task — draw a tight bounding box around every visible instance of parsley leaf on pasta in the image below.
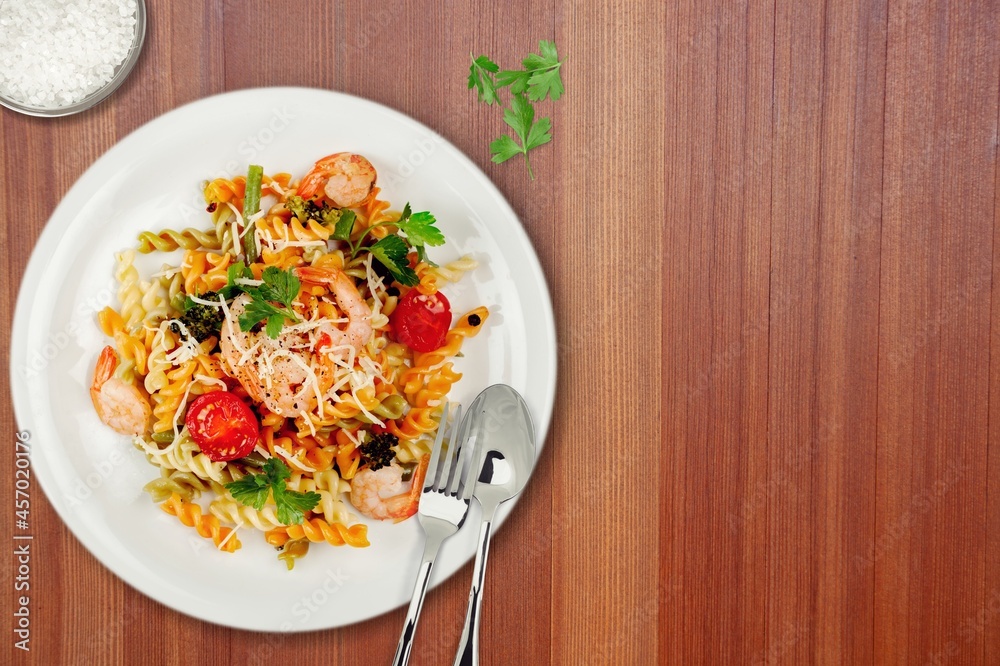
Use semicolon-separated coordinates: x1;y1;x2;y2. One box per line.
224;459;320;526
225;469;271;511
258;266;300;306
332;209;356;241
468;54;500;104
275;490;322;526
236;266;301;338
369;235;419;287
219;261;253;300
395;207;445;250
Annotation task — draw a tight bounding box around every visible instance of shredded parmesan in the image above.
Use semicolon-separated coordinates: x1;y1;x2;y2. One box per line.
150;266;183;280
163;320;202;364
274;445;317;473
171;381;197;439
194;374;227;390
216;522;241;551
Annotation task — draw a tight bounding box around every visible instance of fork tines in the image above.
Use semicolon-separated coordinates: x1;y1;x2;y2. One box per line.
425;403;474;497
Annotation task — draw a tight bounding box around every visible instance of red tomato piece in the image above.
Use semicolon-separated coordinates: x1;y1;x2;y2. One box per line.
390;290;452;352
184;391;260;462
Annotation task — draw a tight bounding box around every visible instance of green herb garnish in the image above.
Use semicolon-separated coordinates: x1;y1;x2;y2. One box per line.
224;458;319;526
337;203;444;286
468;55;501;105
221;262;301;338
489;94;552;179
469;40;564;179
237;266;301;338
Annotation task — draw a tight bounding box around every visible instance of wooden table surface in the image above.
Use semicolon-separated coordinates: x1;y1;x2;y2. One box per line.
2;0;1000;664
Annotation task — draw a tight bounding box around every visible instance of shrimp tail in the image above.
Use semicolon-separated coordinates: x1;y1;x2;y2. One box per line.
296;171;327;200
91;346;119;393
294;265;341;286
391;455;430;523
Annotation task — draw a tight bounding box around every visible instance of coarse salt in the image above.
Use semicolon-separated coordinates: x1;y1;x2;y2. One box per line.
0;0;138;109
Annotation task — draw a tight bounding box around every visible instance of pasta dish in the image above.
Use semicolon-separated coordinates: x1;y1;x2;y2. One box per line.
88;152;487;568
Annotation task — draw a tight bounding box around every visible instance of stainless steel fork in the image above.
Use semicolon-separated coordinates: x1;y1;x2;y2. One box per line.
392;403;475;666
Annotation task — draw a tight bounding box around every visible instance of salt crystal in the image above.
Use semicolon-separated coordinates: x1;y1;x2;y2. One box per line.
0;0;138;109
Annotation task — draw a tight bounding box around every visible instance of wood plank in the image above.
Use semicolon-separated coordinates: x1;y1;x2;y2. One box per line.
812;1;886;662
545;1;665;664
661;0;773;662
877;0;998;663
767;0;886;662
989;53;1000;666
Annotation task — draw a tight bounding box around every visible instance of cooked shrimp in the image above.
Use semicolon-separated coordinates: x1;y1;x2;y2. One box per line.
219;267;373;417
297;153;377;207
295;266;373;352
219;294;336;417
90;346;152;437
349;456;429;520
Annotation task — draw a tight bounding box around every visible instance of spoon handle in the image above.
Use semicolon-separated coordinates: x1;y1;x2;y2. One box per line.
453;510;497;666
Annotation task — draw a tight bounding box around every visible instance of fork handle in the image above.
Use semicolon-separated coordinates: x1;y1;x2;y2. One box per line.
453;512;496;666
393;536;443;666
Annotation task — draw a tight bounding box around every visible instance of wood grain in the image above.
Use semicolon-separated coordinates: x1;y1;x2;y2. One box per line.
2;0;1000;664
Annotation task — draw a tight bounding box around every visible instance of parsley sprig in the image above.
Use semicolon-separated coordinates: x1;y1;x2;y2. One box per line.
489;95;552;180
224;458;319;526
336;203;445;286
468;40;565;179
223;263;301;338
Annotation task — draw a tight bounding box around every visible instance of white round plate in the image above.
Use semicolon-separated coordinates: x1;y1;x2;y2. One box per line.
9;87;556;631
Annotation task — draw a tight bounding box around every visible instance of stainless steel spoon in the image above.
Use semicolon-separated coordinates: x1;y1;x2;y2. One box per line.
453;385;535;666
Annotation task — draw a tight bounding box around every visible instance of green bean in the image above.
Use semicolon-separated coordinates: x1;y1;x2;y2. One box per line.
151;431;175;445
242;164;263;262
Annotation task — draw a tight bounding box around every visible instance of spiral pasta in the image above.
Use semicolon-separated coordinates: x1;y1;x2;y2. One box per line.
265;518;370;548
137;227;221;253
210;496;284;531
161;493;242;552
114;250;146;332
144;468;211;502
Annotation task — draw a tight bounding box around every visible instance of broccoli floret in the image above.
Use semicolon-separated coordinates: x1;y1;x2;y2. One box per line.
285;194;343;228
359;432;397;471
172;292;225;342
284;194;311;221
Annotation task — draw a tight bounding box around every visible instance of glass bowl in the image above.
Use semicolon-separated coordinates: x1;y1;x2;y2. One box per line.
0;0;147;118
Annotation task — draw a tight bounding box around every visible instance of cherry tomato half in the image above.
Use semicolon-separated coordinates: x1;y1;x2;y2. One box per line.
184;391;260;462
390;290;452;352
